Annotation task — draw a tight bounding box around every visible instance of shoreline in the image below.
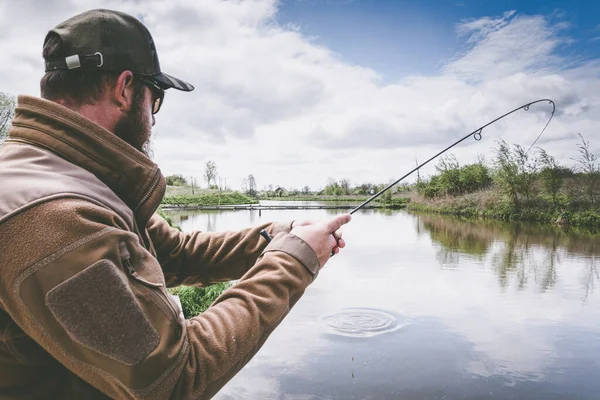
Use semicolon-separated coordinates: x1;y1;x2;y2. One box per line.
160;195;409;211
407;199;600;231
160;203;395;211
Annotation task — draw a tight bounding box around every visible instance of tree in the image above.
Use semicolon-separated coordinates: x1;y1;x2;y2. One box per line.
356;183;375;195
165;174;188;186
190;177;197;195
323;179;342;196
204;161;217;188
494;140;520;206
246;174;257;197
339;179;351;195
0;92;16;146
573;133;600;204
435;154;461;196
513;144;538;202
301;185;311;195
538;148;564;205
382;186;392;202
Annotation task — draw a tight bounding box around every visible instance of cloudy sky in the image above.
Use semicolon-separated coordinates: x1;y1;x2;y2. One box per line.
1;0;599;191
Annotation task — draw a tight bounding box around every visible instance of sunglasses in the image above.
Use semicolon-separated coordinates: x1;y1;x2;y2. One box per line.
136;76;165;114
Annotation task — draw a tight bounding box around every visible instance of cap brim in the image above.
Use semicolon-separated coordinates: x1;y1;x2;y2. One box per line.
151;72;194;92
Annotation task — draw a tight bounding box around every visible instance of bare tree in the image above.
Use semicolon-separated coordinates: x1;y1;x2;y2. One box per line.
246;174;257;197
339;179;351;195
190;177;197;195
204;161;217;188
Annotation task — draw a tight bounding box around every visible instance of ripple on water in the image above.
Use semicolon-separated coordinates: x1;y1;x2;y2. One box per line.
322;308;404;338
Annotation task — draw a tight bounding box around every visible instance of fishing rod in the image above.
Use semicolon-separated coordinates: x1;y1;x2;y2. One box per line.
259;99;556;248
349;98;556;215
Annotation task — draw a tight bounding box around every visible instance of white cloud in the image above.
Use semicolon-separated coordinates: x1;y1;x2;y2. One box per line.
1;1;600;190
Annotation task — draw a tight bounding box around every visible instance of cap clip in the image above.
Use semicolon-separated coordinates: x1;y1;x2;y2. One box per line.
65;55;81;70
94;52;103;67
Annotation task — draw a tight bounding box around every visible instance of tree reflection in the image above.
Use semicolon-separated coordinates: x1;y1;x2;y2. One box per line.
419;215;494;268
582;257;599;303
416;212;600;300
492;236;525;290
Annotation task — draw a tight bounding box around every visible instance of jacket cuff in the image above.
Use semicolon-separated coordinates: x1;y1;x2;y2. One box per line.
261;233;320;277
268;220;294;237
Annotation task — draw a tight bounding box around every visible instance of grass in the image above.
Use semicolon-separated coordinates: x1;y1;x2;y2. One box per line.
169;283;231;319
408;187;600;229
162;192;258;206
260;195;370;202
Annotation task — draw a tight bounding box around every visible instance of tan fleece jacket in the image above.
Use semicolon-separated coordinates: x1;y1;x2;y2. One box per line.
0;96;319;399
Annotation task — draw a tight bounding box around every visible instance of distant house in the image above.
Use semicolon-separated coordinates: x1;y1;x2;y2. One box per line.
275;187;288;197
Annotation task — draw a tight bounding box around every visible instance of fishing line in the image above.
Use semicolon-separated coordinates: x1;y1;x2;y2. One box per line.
349;98;556;215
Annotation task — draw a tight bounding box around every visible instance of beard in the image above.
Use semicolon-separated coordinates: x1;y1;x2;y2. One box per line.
114;88;152;157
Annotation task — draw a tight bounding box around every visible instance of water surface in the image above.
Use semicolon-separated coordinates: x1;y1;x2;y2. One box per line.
164;204;600;400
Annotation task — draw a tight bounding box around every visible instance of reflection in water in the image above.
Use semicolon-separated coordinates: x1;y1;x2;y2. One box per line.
418;213;600;300
164;205;600;399
322;308;403;338
583;257;600;303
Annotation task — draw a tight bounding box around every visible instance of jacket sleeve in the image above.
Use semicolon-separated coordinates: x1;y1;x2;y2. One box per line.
147;213;294;287
0;199;319;399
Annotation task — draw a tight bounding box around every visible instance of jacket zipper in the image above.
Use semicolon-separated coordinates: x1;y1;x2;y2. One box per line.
135;172;161;211
121;254;180;326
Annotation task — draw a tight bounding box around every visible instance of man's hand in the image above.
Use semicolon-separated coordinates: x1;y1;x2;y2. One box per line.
290;213;351;268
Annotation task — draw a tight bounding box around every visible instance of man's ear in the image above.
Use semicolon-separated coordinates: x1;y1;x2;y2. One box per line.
113;70;135;112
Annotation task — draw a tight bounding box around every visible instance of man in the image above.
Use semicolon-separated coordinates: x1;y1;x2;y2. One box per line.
0;9;350;399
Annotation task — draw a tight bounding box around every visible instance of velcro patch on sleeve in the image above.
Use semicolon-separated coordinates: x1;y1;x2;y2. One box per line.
45;259;160;366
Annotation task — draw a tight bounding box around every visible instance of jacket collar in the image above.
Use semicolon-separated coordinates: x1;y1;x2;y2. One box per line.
8;95;166;227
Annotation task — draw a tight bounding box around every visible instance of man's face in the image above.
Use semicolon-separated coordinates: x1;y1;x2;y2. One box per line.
114;85;154;156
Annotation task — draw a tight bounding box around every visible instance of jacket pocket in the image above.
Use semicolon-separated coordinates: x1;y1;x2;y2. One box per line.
119;241;183;339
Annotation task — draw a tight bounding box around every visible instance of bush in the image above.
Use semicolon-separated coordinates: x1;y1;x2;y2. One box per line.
417;155;491;198
165;174;188;186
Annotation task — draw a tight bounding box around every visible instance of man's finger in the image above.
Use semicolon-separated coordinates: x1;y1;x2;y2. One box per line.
324;213;351;233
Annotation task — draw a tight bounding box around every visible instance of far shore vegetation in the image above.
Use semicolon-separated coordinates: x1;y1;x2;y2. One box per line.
405;136;600;229
163;135;600;229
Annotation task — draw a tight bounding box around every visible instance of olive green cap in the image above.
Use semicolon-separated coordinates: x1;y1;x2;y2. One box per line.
44;9;194;92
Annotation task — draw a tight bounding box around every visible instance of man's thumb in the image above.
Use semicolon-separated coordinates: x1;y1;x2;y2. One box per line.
324;213;352;233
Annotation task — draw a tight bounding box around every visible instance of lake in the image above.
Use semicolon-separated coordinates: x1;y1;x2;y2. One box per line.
164;203;600;400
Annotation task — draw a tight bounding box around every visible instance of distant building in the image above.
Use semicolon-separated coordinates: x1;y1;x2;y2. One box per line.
275;187;288;197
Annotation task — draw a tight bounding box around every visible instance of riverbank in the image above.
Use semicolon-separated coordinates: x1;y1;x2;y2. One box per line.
260;195;367;202
407;189;600;229
161;192;409;210
261;196;409;209
162;192;258;207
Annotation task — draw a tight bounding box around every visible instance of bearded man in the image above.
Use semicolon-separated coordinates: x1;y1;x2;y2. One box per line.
0;9;350;399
